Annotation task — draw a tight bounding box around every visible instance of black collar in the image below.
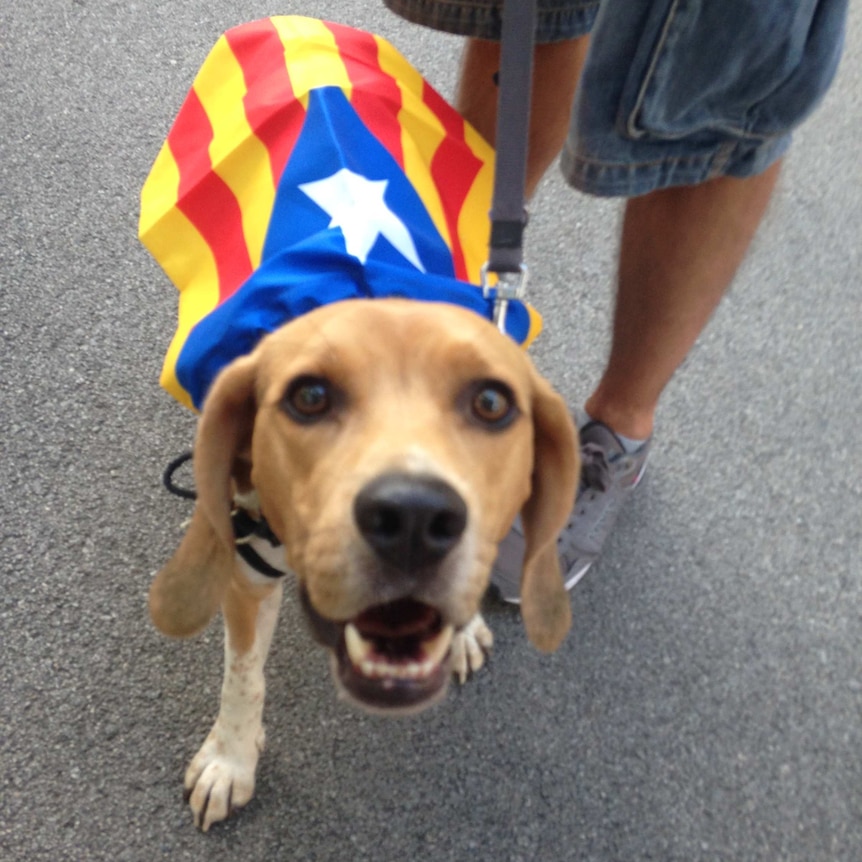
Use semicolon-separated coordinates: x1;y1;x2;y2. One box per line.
232;508;288;580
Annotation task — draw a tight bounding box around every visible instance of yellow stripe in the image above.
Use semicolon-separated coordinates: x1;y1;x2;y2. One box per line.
271;16;352;105
458;123;496;284
140;143;218;410
193;35;274;270
374;36;454;255
522;305;543;348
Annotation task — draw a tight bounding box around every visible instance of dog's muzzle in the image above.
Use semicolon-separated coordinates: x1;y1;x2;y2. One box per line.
301;473;468;713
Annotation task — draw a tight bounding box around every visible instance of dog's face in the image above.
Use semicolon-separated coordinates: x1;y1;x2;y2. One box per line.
151;299;578;713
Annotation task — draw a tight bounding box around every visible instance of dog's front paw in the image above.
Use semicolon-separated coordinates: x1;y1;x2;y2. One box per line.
183;721;266;831
451;613;493;684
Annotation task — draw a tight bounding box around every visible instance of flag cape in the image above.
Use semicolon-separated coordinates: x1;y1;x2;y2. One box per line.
140;16;541;411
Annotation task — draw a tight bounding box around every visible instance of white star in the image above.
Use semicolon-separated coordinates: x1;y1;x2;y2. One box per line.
299;168;425;272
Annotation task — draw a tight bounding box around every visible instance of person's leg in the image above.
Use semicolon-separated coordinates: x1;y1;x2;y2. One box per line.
584;159;783;441
492;159;783;602
456;32;781;437
455;36;589;197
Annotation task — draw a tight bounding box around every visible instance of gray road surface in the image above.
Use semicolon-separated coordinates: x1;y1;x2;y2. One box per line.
2;2;860;860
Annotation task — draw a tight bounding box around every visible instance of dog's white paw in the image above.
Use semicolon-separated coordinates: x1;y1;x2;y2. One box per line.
451;613;493;684
183;722;266;831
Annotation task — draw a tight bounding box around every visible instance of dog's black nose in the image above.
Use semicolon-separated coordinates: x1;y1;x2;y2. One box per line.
354;473;467;570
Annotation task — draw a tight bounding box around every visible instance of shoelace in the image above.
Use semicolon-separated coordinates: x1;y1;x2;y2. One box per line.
580;442;612;494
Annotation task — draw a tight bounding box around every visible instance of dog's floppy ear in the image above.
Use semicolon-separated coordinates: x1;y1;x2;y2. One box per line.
149;356;259;637
519;374;579;652
148;506;233;637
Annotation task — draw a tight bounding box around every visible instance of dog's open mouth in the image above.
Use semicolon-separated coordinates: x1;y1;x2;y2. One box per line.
339;599;454;709
300;590;453;713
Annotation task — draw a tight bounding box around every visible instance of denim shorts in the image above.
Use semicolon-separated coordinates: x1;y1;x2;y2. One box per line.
384;0;848;196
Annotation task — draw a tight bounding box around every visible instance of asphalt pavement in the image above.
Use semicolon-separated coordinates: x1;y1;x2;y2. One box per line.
1;2;860;860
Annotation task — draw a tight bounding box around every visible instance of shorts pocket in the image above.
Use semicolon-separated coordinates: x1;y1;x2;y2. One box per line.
618;0;847;142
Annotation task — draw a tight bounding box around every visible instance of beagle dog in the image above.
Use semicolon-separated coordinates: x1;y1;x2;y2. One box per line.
149;297;578;830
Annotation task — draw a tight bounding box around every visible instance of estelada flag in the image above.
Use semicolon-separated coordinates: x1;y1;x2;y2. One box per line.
140;16;541;411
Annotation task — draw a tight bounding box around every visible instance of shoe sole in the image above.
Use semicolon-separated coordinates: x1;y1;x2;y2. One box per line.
563;560;592;592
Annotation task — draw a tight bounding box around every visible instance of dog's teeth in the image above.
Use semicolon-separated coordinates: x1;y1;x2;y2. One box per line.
346;621;455;681
345;623;372;665
360;657;379;678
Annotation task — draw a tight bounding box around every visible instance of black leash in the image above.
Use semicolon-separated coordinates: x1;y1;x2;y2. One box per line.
163;450;196;500
483;0;537;331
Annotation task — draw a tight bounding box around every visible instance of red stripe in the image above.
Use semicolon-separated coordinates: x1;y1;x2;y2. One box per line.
423;82;484;281
326;22;405;168
224;19;306;186
167;89;253;300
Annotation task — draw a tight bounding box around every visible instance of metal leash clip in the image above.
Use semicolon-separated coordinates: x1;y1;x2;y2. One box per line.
482;262;529;334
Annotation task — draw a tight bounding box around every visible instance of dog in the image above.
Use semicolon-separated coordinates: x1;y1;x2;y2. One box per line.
149;298;578;829
142;17;579;831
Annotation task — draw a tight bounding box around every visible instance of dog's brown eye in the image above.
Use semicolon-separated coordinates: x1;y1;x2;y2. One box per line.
470;382;516;428
283;376;332;422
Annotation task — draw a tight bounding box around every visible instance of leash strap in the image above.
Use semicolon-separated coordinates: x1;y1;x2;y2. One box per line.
483;0;537;330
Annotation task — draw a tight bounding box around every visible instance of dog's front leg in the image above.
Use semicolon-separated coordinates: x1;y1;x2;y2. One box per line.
184;574;282;831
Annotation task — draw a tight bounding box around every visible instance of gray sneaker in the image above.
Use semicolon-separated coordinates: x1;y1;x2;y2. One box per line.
490;420;650;604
